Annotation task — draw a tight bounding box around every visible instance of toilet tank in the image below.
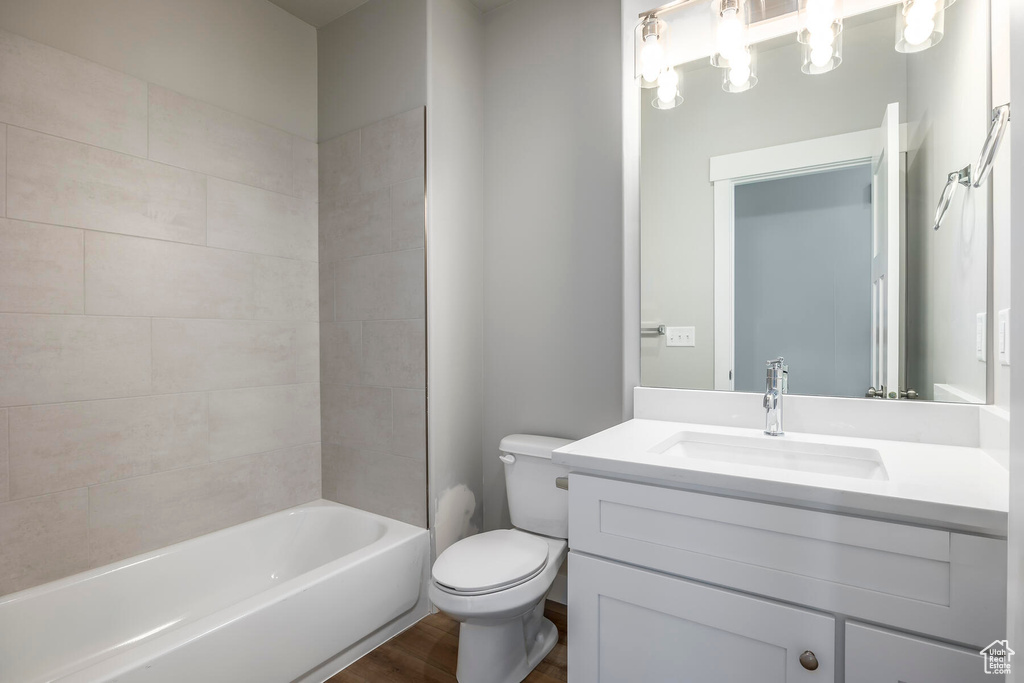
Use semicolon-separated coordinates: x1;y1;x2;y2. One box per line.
499;434;573;539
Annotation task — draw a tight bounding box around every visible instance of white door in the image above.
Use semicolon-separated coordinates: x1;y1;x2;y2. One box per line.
846;623;997;682
568;552;835;682
870;102;902;398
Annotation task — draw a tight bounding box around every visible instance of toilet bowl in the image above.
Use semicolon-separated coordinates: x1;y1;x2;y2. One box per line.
429;435;572;683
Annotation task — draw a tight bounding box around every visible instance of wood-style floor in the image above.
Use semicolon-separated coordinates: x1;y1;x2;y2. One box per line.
327;601;568;683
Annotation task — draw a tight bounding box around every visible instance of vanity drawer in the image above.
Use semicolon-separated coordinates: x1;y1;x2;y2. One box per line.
568;474;1006;646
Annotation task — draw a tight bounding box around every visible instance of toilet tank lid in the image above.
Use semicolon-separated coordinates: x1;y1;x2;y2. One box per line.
499;434;573;460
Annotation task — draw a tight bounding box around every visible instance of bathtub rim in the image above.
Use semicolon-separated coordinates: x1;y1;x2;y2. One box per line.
0;499;428;683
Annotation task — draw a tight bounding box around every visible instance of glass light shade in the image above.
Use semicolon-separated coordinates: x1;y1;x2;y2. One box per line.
895;0;945;53
636;16;669;88
801;27;843;74
721;47;757;93
710;0;750;68
798;0;843;74
652;66;683;109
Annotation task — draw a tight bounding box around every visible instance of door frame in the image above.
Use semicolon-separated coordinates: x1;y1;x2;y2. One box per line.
710;126;908;390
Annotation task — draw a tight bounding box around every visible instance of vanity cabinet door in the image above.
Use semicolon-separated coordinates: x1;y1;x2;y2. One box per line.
846;623;998;682
568;552;835;683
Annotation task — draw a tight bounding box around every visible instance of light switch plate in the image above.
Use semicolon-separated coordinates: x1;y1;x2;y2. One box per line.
976;312;986;362
666;326;696;347
999;308;1011;365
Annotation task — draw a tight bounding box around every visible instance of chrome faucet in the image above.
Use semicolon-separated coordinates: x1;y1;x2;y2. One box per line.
763;358;788;436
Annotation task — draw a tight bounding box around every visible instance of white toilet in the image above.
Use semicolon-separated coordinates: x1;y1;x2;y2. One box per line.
429;434;572;683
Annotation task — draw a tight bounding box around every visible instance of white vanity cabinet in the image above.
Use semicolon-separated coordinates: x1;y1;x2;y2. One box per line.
845;623;991;683
569;552;835;682
567;473;1007;683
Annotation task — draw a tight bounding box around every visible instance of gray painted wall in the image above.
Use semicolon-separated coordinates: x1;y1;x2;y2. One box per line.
318;0;427;141
426;0;486;557
0;0;317;140
733;167;872;398
640;17;908;391
904;0;989;403
481;0;624;530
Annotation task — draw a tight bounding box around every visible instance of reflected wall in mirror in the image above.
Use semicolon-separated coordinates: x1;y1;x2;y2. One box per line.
640;0;993;403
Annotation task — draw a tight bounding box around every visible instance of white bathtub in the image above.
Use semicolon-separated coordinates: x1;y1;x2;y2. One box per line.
0;500;429;683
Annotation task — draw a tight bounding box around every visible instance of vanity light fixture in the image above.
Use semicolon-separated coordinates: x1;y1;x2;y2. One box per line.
639;15;669;88
895;0;946;53
798;0;843;74
710;0;750;68
653;66;684;109
722;46;758;92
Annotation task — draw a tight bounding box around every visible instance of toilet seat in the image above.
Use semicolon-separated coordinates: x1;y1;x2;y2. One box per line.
432;529;549;595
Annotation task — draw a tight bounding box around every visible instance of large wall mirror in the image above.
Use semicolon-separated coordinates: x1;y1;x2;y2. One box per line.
639;0;998;403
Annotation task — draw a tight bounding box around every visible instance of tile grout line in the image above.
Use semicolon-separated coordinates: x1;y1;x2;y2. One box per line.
3;122;314;203
2;203;320;266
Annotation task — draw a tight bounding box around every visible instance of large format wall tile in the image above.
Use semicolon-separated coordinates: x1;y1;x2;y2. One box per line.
0;219;83;314
253;255;318;322
322;444;425;527
319;187;391;262
152;319;318;393
87;457;264;565
209;383;320;461
85;232;254;319
391;176;425;251
362;319;426;388
0;314;151;407
319;130;360;203
7;394;209;501
0;31;148;157
88;446;320;565
392;389;427;461
320;262;337;323
293;137;319;203
321;383;392;452
6;127;206;245
0;410;8;503
0;489;91;596
0;125;6;216
320;322;361;386
255;444;321;516
334;249;425;321
149;85;295;196
359;108;425;194
208;178;318;262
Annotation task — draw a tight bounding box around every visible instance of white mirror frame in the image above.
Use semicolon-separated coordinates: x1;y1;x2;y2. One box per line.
709;126;908;390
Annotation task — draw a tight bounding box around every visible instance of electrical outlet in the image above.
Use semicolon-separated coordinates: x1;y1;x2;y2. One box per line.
977;312;986;362
666;326;696;347
999;308;1011;365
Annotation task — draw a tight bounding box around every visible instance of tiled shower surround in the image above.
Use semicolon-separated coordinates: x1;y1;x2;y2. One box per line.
0;30;322;595
318;108;427;527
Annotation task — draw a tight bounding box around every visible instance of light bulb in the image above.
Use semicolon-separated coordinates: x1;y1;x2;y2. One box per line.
906;0;937;23
729;64;751;88
640;37;663;83
730;49;752;68
658;83;677;104
804;0;835;33
658;67;679;89
717;8;745;62
810;45;833;67
808;30;834;51
903;18;934;45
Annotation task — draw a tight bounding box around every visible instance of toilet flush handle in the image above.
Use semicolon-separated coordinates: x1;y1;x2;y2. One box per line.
498;453;516;465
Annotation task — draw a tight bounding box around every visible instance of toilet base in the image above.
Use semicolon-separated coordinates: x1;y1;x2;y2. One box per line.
455;600;558;683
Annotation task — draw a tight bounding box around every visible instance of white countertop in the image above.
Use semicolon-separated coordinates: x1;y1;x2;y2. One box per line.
553;419;1009;537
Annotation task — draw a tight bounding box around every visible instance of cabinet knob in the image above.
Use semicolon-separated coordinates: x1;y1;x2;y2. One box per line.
799;651;819;671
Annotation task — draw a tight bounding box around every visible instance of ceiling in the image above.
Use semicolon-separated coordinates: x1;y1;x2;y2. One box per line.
269;0;513;28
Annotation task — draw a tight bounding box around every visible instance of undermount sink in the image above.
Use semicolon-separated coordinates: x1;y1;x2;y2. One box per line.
650;431;889;481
